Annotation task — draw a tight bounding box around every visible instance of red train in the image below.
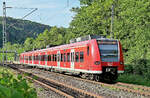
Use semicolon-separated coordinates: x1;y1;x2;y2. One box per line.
20;35;124;82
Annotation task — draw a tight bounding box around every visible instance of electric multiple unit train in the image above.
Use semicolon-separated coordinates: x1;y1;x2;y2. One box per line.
19;35;124;82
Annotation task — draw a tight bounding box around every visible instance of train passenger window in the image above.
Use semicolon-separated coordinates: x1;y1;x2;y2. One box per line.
55;54;57;62
44;55;47;61
80;51;84;62
50;55;52;61
36;56;38;60
60;54;63;62
43;55;45;61
52;54;54;61
41;55;43;61
48;55;51;61
61;54;63;62
73;52;75;62
67;53;70;62
87;46;89;56
29;56;31;61
64;53;66;62
75;52;79;62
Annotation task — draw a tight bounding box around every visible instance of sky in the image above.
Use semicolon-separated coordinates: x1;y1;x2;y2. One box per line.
0;0;80;27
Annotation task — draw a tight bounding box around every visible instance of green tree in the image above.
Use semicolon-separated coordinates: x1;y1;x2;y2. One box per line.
24;38;34;51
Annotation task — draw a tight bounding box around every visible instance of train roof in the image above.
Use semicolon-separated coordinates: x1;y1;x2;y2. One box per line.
22;35;118;54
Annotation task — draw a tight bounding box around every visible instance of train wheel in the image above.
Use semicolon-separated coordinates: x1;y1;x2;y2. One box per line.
94;75;100;82
88;74;94;80
80;73;88;79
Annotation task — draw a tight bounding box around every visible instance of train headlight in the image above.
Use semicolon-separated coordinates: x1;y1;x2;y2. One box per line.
94;61;100;65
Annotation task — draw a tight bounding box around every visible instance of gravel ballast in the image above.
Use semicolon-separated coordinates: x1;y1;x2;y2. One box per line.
24;68;147;98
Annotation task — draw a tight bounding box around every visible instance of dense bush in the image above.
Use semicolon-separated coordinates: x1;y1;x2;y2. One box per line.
0;68;37;98
118;74;150;87
124;59;150;80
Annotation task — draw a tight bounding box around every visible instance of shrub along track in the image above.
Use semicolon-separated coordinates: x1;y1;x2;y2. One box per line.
7;62;150;97
7;63;103;98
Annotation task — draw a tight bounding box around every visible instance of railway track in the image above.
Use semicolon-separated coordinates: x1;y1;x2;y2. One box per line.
21;65;150;97
7;64;103;98
5;63;150;97
46;70;150;97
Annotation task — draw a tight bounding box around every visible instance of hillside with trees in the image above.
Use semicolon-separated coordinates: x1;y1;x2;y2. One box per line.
0;17;51;47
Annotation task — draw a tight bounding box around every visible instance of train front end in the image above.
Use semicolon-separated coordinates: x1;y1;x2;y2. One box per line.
97;39;124;82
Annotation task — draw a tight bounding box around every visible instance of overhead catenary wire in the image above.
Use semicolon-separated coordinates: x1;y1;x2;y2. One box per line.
7;8;38;30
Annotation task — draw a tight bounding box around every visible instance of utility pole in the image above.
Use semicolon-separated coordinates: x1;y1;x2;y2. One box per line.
110;4;114;39
2;2;7;65
1;2;37;65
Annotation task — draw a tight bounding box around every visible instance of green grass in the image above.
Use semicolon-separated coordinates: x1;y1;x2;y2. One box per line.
117;74;150;87
0;65;37;98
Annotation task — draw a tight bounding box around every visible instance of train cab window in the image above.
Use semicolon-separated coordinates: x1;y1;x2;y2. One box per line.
67;53;70;62
75;52;79;62
80;51;84;62
61;54;63;62
64;53;66;62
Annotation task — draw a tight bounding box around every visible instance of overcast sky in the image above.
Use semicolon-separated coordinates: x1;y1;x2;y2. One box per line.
0;0;80;27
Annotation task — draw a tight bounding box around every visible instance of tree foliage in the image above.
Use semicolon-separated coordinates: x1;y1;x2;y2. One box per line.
69;0;150;79
23;26;67;50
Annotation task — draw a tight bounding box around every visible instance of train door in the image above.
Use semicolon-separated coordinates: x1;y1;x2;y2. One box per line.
57;51;60;69
70;49;75;71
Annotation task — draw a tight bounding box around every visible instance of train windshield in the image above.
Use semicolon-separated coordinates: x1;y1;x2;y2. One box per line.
97;40;119;62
